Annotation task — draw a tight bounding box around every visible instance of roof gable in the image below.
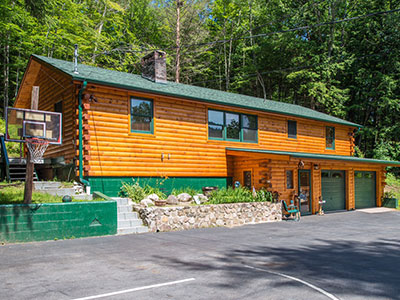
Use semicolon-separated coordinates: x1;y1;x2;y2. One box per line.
32;54;360;128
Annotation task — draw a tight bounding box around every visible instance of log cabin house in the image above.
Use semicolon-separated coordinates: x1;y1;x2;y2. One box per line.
13;51;400;214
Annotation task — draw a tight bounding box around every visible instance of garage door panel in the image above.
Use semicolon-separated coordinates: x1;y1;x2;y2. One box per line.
321;170;346;211
355;171;376;209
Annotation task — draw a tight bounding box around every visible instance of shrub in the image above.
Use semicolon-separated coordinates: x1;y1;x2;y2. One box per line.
255;188;274;202
119;179;166;203
206;187;274;204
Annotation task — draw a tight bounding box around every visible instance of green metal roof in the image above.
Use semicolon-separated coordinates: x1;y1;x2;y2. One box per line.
32;54;360;127
226;148;400;165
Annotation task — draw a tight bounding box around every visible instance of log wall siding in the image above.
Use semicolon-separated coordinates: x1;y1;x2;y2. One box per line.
232;156;385;213
79;84;355;177
14;64;75;162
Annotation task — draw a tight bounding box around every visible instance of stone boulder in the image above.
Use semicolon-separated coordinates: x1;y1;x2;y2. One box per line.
177;193;192;202
194;194;208;204
140;198;154;207
146;193;159;202
166;195;178;205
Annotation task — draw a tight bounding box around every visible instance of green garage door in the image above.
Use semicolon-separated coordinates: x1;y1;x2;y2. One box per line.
355;171;376;209
321;170;346;211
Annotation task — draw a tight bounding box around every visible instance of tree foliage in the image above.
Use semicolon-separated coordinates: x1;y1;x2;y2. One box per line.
1;0;400;161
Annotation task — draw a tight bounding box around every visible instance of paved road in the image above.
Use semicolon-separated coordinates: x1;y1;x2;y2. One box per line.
1;209;400;300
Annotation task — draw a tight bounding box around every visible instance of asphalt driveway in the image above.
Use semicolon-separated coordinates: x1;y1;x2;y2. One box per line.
1;209;399;300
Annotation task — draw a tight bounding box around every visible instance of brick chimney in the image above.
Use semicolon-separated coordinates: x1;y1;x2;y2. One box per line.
141;51;167;83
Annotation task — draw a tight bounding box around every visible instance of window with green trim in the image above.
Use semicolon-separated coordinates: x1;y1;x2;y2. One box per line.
131;98;153;133
242;114;257;142
326;126;335;149
288;120;297;139
208;109;257;142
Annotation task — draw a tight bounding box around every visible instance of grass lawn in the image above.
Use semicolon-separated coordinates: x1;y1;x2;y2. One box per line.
0;183;81;205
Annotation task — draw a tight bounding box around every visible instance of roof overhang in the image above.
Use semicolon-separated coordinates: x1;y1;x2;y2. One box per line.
226;148;400;166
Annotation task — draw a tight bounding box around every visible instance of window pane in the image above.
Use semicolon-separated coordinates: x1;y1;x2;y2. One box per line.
286;170;294;189
364;172;373;179
131;116;152;132
326;127;335;148
131;99;152;116
288;120;297;138
242;114;257;129
226;113;240;140
321;172;329;178
332;172;343;179
243;129;257;142
209;125;224;138
208;110;224;126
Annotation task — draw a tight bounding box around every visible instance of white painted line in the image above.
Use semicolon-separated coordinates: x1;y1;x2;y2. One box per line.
71;278;196;300
243;264;340;300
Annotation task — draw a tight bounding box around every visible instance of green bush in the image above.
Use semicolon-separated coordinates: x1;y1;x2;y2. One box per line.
255;188;274;202
385;173;400;201
119;179;166;203
171;186;201;196
206;187;272;204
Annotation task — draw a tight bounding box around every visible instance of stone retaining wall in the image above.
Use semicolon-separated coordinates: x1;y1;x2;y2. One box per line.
135;202;281;232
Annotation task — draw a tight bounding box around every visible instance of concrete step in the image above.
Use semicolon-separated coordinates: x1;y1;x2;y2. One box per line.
117;205;132;213
118;219;144;228
118;212;139;220
112;197;131;205
34;181;62;190
37;188;76;196
117;226;149;235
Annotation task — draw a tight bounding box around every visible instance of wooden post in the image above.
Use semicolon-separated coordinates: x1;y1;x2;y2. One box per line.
23;86;39;204
23;151;34;204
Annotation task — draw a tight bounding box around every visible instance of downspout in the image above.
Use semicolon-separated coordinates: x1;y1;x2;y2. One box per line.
78;81;90;191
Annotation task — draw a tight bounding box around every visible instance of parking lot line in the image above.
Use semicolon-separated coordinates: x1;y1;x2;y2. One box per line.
71;278;196;300
243;264;339;300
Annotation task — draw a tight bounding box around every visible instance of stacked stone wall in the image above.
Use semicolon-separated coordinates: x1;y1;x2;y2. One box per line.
135;202;281;232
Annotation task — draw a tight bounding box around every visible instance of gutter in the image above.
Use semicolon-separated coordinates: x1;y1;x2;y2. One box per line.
78;81;90;190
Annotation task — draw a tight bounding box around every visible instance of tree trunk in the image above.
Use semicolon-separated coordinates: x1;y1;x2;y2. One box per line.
175;0;182;83
93;3;107;62
3;33;9;117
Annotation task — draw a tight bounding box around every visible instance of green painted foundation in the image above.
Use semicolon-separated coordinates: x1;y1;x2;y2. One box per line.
0;201;117;244
86;176;229;197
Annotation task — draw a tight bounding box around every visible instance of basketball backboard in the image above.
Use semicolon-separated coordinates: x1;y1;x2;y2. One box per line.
5;107;62;145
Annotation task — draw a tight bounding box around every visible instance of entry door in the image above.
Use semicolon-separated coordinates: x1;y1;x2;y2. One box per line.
321;170;346;211
298;170;311;213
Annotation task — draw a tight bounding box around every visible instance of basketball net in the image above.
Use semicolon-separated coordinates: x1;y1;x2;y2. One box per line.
25;138;50;164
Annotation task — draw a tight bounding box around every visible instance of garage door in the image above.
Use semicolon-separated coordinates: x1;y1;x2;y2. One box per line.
355;171;376;209
321;170;346;211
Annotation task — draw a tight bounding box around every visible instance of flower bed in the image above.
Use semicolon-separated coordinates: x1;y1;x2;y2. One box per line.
135;201;281;232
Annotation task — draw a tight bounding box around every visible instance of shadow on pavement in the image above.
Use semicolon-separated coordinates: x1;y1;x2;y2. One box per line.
152;238;400;299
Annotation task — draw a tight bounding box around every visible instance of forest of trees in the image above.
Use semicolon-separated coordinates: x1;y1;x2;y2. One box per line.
1;0;400;163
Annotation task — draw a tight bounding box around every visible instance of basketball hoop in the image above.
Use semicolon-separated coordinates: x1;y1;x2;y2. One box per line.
26;138;49;164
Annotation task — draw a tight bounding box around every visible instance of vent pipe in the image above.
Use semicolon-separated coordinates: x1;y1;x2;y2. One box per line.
73;44;79;74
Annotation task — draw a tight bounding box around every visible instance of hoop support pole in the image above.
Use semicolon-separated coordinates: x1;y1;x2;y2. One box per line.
78;81;90;188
